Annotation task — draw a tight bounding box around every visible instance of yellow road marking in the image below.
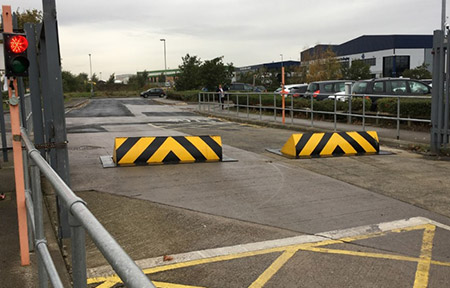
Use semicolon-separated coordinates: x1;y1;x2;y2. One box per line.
248;248;297;288
87;224;449;288
413;224;436;288
153;281;206;288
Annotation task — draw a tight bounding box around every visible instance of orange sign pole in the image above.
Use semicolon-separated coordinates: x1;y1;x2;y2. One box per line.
3;5;30;266
281;66;285;124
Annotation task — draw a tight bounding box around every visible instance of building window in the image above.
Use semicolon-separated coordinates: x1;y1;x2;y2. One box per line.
361;58;376;66
383;56;410;77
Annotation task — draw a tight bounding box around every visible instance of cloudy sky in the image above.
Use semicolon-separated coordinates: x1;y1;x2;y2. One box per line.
10;0;449;78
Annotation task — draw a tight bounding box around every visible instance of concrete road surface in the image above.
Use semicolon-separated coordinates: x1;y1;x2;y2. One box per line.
62;97;450;287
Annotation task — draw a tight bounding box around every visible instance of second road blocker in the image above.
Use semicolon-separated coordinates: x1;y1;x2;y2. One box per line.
268;131;380;158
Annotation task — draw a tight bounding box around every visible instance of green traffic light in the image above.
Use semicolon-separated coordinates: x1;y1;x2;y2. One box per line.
11;56;30;74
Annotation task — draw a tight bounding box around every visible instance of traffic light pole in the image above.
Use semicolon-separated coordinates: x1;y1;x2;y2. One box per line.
2;5;30;266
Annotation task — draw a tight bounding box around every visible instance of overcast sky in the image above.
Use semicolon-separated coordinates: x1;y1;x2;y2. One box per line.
9;0;449;78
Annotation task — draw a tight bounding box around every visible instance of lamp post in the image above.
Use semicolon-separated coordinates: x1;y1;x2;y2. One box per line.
160;39;167;83
89;53;93;98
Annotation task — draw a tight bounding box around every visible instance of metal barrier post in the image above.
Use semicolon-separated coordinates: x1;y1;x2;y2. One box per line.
70;214;87;288
247;94;249;119
334;97;337;131
273;95;276;121
236;94;239;116
310;95;314;127
198;93;201;111
30;161;49;288
291;96;294;125
362;95;366;130
345;82;352;124
397;97;401;140
227;93;230;114
23;149;34;252
259;94;262;121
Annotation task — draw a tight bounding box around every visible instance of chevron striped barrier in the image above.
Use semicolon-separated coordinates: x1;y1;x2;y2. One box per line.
278;131;379;158
113;136;222;166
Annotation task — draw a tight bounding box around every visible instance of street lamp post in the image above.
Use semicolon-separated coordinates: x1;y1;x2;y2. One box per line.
89;53;93;98
160;39;167;84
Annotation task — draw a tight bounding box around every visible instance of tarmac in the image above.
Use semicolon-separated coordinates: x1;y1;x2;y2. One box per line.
1;97;449;287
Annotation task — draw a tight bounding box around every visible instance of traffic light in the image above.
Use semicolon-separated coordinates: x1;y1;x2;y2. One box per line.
3;33;30;77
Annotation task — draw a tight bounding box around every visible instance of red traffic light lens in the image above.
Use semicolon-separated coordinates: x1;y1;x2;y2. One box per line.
9;35;28;53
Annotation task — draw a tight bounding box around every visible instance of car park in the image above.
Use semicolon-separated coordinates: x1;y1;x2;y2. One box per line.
351;78;431;109
140;88;166;98
305;80;354;100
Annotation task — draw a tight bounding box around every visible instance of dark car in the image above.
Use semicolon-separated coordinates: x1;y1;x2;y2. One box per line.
140;88;166;98
305;80;354;100
228;83;254;92
352;78;431;109
289;85;308;98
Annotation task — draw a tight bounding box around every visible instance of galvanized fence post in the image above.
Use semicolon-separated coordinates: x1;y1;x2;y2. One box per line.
362;95;366;130
291;96;294;125
70;214;87;288
30;160;49;288
397;97;401;140
259;94;262;121
273;94;276;122
310;95;314;127
247;94;249;119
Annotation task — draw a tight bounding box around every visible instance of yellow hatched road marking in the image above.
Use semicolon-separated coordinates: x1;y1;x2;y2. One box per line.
248;248;297;288
413;224;436;288
88;224;449;288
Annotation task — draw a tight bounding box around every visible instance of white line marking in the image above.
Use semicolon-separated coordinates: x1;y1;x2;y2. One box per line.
87;217;448;278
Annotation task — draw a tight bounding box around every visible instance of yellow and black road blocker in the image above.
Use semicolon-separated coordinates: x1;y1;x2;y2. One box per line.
267;131;381;158
100;135;236;167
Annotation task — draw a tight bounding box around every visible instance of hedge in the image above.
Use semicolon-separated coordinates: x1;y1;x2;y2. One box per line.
377;98;431;119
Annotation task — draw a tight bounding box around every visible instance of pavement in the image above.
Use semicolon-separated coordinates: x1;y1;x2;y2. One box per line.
1;96;450;287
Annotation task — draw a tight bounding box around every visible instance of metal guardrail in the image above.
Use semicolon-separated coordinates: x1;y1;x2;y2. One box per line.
21;128;155;288
198;92;431;141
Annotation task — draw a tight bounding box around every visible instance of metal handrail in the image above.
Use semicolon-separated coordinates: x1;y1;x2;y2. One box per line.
21;128;155;288
198;91;431;141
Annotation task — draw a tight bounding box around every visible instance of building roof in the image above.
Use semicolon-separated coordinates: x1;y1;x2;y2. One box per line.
300;35;433;61
335;35;433;56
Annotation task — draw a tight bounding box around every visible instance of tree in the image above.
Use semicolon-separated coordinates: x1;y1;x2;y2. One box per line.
306;47;342;82
128;71;149;90
107;73;115;84
402;63;432;79
175;54;202;91
14;8;43;29
345;59;371;80
200;56;234;91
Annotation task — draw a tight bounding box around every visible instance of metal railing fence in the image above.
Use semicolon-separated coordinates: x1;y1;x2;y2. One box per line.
21;127;155;288
198;92;431;141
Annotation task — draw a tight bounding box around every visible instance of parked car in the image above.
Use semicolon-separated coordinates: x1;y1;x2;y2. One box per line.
140;88;166;98
229;83;254;92
327;91;349;102
305;80;354;100
289;85;308;98
253;85;267;92
352;78;431;109
274;84;308;97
